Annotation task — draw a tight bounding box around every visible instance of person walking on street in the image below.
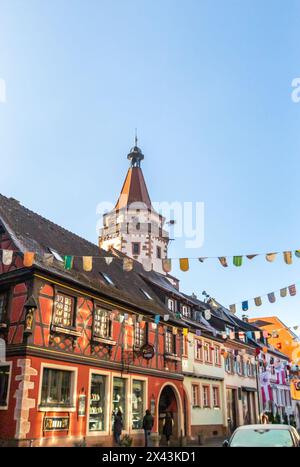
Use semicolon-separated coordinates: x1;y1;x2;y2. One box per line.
163;412;174;446
113;410;123;445
143;409;154;447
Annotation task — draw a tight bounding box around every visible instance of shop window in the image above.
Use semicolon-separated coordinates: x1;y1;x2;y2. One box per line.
213;386;220;408
53;293;75;328
40;367;74;407
0;292;7;322
88;373;107;432
202;385;210;408
165;330;176;354
112;377;126;425
132;380;145;429
192;384;200;406
93;307;112;339
0;364;11;407
134;321;147;348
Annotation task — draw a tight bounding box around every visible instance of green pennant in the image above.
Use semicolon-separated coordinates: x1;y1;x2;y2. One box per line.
233;255;243;267
64;255;74;270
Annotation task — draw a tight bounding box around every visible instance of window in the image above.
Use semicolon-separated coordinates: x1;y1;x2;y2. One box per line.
156;246;161;259
165;330;176;354
0;293;7;322
40;368;74;407
225;354;235;373
112;377;126;425
214;345;221;366
195;339;203;361
93;307;111;339
53;293;74;327
213;386;220;408
140;289;153;300
182;335;188;358
134;321;147;348
89;373;107;432
168;299;175;312
182;305;191;318
202;385;210;407
101;272;115;287
0;364;11;407
132;380;145;429
192;384;200;406
132;243;140;255
48;248;64;262
236;358;242;375
203;342;212;363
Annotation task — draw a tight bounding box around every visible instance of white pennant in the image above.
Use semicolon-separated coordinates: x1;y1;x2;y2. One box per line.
142;258;152;272
2;250;13;266
105;257;114;266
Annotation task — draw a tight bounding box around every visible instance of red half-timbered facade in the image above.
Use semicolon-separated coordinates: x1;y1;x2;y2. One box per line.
0;195;185;446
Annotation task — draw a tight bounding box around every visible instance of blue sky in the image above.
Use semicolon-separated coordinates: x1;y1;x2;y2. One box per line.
0;0;300;327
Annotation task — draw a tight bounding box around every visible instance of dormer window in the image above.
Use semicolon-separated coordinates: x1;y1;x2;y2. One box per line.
140;289;153;300
101;272;115;287
48;248;64;262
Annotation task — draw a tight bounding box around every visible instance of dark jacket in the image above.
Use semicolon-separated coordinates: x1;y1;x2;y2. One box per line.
163;416;173;437
113;414;123;434
143;413;154;431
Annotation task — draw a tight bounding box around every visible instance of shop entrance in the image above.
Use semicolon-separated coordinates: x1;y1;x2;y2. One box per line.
158;385;179;440
226;388;238;434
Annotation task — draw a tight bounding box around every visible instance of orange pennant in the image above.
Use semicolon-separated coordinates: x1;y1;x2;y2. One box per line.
23;252;35;267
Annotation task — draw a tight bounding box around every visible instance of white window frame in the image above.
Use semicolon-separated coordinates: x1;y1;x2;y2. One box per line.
87;369;111;436
168;299;175;312
0;361;12;410
38;362;78;412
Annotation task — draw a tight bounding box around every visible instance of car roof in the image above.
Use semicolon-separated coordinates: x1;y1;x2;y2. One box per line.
234;424;293;431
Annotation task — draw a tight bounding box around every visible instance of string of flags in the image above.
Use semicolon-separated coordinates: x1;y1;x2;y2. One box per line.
1;247;300;273
229;281;299;314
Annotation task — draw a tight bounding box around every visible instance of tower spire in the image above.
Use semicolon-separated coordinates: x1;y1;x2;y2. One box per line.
127;131;144;167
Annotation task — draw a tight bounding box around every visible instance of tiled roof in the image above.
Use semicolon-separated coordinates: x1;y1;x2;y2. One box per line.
0;194;175;320
115;167;152;210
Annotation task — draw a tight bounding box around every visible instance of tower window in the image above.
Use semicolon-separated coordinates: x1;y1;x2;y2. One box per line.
156;246;161;259
132;243;140;255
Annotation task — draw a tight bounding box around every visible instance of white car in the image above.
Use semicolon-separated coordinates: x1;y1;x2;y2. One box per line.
223;424;300;447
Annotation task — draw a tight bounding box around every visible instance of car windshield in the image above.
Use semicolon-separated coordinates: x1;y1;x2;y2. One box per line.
230;428;294;447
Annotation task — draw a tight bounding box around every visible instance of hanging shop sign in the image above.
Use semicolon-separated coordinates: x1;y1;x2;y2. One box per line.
78;394;86;417
43;416;70;432
140;343;155;360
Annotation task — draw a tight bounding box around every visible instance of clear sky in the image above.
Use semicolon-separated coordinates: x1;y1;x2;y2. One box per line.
1;0;300;328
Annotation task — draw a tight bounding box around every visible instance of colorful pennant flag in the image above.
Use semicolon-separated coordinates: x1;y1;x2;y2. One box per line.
198;257;207;263
43;253;54;266
268;292;276;303
154;315;160;324
2;249;13;266
196;329;201;336
229;331;235;340
295;250;300;258
64;255;73;270
23;252;35;267
151;323;157;330
123;257;133;272
183;328;188;336
246;254;258;260
233;256;243;267
172;327;178;335
238;332;245;342
138;314;144;323
289;284;297;296
142;258;152;272
242;301;249;311
254;296;262;306
254;331;261;340
82;256;93;272
280;288;287;298
266;252;277;262
221;331;227;339
163;314;170;321
283;251;293;265
179;258;189;272
229;304;236;314
263;331;269;338
162;258;172;273
218;257;228;267
105;257;114;266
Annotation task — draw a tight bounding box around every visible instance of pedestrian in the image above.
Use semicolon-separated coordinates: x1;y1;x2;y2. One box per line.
142;409;154;447
113;410;123;445
261;412;269;424
163;412;173;446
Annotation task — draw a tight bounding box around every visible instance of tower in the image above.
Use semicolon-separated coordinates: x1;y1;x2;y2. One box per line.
99;138;169;274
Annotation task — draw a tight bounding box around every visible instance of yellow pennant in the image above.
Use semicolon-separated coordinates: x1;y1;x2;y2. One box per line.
179;258;189;272
23;252;35;267
283;251;293;265
82;256;93;272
